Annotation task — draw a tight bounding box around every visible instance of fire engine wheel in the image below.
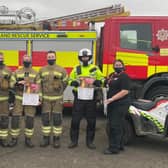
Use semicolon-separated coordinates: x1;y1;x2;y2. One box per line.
105;119;135;145
145;85;168;100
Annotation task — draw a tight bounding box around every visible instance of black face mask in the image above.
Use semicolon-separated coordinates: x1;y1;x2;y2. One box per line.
0;61;3;66
48;59;55;65
23;61;31;68
114;67;124;73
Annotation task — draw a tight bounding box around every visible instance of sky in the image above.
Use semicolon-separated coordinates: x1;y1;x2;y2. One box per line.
0;0;168;20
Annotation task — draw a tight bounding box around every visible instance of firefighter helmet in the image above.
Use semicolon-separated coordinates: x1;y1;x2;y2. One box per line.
78;48;93;66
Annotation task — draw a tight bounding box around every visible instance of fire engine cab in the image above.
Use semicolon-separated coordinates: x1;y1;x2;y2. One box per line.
100;16;168;100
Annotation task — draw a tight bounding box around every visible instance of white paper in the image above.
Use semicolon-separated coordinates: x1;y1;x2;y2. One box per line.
22;93;39;106
77;87;94;100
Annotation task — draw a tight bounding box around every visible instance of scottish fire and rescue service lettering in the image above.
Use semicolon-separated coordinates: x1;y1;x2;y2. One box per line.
0;32;96;40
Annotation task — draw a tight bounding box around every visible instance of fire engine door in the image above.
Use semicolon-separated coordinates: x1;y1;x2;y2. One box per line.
118;23;158;79
153;21;168;73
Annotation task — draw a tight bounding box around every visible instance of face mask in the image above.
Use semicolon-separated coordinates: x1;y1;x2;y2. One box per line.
48;59;55;65
0;61;3;66
114;67;124;73
23;61;31;68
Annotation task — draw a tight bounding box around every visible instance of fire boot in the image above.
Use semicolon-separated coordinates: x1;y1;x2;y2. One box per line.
8;138;18;147
25;137;34;148
53;136;60;148
40;136;50;147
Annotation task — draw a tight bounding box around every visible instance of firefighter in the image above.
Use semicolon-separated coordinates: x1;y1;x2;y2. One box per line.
39;50;68;148
0;52;12;147
8;55;40;148
68;48;104;149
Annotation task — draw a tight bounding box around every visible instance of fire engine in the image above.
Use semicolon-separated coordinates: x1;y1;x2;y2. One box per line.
1;5;168;144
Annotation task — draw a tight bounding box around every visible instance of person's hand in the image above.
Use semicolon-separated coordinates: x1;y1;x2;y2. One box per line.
93;80;102;87
104;98;113;105
71;80;80;87
18;80;26;85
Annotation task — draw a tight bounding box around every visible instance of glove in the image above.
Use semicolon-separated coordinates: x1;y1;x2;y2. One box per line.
71;80;79;87
93;80;102;87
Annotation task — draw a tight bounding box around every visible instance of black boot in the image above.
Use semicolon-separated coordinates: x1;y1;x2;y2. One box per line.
53;136;60;148
86;142;96;150
8;138;18;147
25;137;34;148
40;136;50;147
1;139;8;147
68;142;78;148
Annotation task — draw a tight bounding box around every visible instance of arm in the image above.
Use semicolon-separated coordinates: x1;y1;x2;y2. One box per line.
104;90;129;104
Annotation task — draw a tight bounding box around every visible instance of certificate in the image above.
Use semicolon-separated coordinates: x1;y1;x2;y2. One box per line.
22;93;39;106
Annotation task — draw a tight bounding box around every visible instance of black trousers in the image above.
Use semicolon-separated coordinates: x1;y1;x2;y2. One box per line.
70;99;96;144
107;103;129;150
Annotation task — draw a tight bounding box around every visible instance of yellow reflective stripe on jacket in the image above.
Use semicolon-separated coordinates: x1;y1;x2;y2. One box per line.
42;95;63;100
29;74;36;78
15;95;23;100
53;71;62;77
16;74;24;78
2;71;9;75
41;72;49;77
0;97;8;101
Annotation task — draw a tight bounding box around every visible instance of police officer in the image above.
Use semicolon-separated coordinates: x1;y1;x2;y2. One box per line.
68;48;104;149
0;52;12;147
39;50;68;148
9;55;40;148
104;59;131;154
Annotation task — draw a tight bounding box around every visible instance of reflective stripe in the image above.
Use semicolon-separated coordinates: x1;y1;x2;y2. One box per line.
41;72;49;77
53;127;62;135
2;71;9;75
25;128;34;137
15;95;23;100
42;95;63;100
140;111;164;133
0;97;8;101
10;129;20;136
53;71;62;77
16;74;24;78
42;126;51;134
29;74;36;78
0;130;8;138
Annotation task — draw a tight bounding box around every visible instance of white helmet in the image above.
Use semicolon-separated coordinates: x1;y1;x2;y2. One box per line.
78;48;93;66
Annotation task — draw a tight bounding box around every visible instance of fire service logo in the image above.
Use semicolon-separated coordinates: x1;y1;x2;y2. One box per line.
156;29;168;42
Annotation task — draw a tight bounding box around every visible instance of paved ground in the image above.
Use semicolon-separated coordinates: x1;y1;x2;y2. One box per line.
1;111;168;168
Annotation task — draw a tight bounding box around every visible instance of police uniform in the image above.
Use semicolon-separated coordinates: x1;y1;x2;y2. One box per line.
9;67;40;147
69;57;104;149
0;65;12;146
39;64;68;148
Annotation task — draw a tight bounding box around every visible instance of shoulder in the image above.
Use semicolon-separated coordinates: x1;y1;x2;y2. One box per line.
4;66;12;73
